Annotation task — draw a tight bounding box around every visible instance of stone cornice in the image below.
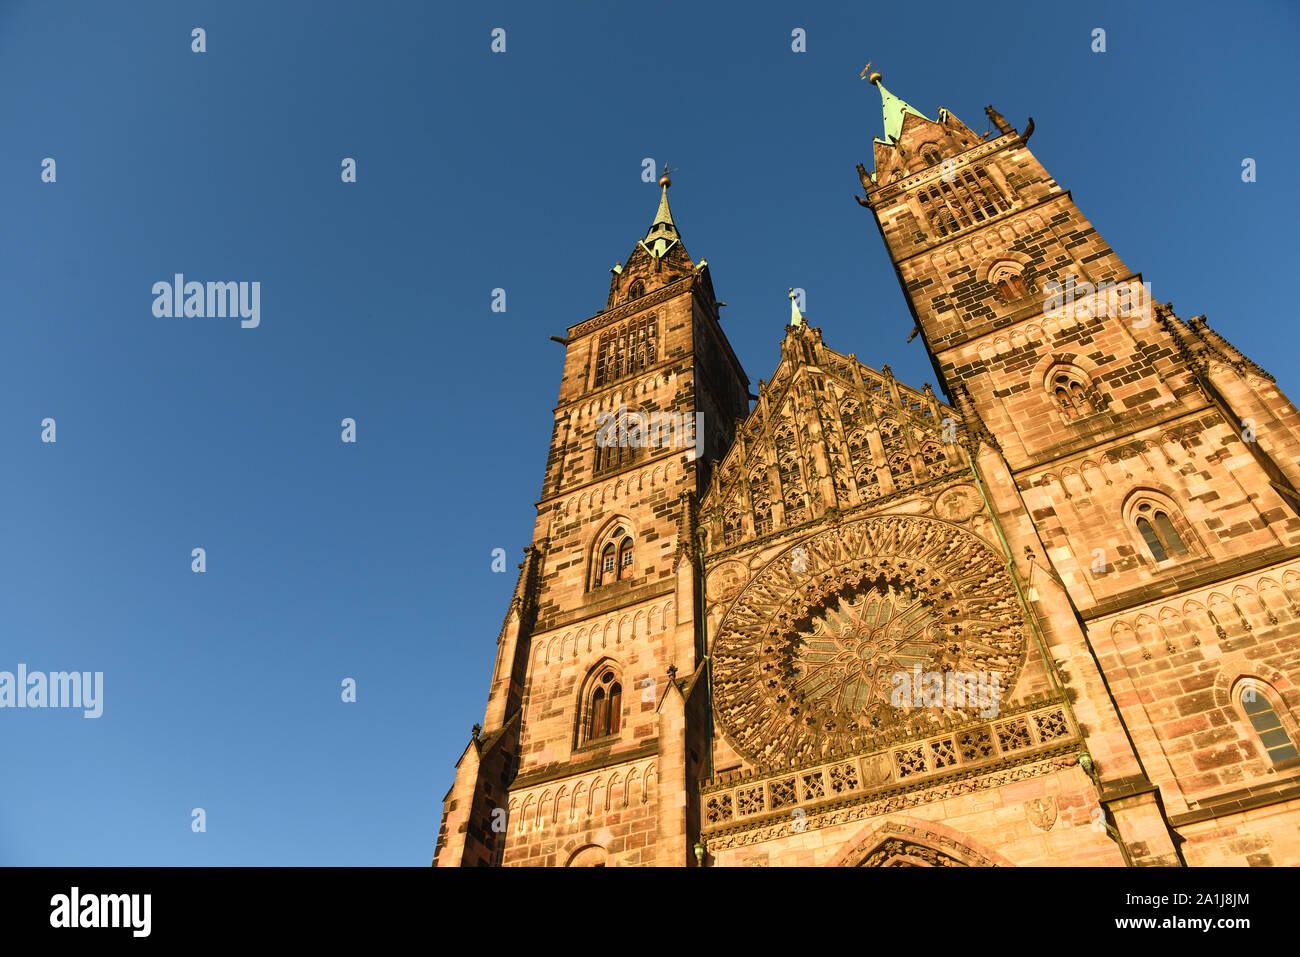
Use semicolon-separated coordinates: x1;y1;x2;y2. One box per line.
887;190;1073;270
1168;780;1300;827
548;355;691;418
1009;404;1216;483
567;276;694;340
510;739;660;791
1079;545;1300;623
535;444;693;509
866;133;1019;203
531;579;677;636
928;269;1147;357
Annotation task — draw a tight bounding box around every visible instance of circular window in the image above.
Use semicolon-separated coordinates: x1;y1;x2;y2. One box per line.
711;516;1027;764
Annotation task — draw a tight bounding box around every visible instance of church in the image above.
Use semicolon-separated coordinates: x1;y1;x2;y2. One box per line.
433;72;1300;867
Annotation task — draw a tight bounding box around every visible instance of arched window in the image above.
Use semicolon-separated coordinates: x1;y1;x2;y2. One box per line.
594;525;634;588
594;314;658;387
618;536;634;579
988;262;1029;302
971;167;1009;213
1133;501;1188;562
600;542;618;586
626;279;645;301
594;408;645;475
596;439;637;473
918;165;1009;238
1046;368;1097;419
582;668;623;743
919;145;943;167
1235;680;1300;767
566;844;608;867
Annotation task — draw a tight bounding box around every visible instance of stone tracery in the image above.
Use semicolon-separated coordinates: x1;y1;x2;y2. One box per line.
712;515;1027;766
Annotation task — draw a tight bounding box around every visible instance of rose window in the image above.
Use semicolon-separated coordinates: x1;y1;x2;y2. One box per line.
791;586;943;718
711;516;1027;766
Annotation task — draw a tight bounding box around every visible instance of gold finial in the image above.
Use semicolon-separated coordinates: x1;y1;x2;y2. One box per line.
860;61;881;85
659;161;677;188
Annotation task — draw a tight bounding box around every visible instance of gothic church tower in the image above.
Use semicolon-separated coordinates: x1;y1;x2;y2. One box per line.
848;71;1300;865
434;176;750;866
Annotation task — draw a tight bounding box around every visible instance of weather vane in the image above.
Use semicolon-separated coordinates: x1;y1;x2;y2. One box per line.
859;60;872;80
659;161;678;188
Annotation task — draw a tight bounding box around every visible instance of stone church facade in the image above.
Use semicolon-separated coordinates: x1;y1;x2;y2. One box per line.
433;74;1300;867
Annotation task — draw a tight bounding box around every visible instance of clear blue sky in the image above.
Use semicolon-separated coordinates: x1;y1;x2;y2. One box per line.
2;0;1296;865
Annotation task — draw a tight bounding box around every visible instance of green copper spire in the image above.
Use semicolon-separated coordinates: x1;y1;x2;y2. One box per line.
788;287;804;328
864;69;929;144
641;166;680;259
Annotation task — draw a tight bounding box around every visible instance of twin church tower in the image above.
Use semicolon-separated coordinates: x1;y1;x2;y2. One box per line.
433;72;1300;867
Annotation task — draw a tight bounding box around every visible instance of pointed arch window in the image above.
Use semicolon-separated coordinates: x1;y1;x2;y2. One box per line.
938;180;972;229
600;543;618;585
595;436;636;474
583;668;623;743
919;145;943;167
595;315;658;387
626;279;645;301
919;165;1009;238
1235;680;1300;767
1122;492;1201;569
594;526;634;588
594;408;646;475
972;167;1010;214
1134;502;1188;563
